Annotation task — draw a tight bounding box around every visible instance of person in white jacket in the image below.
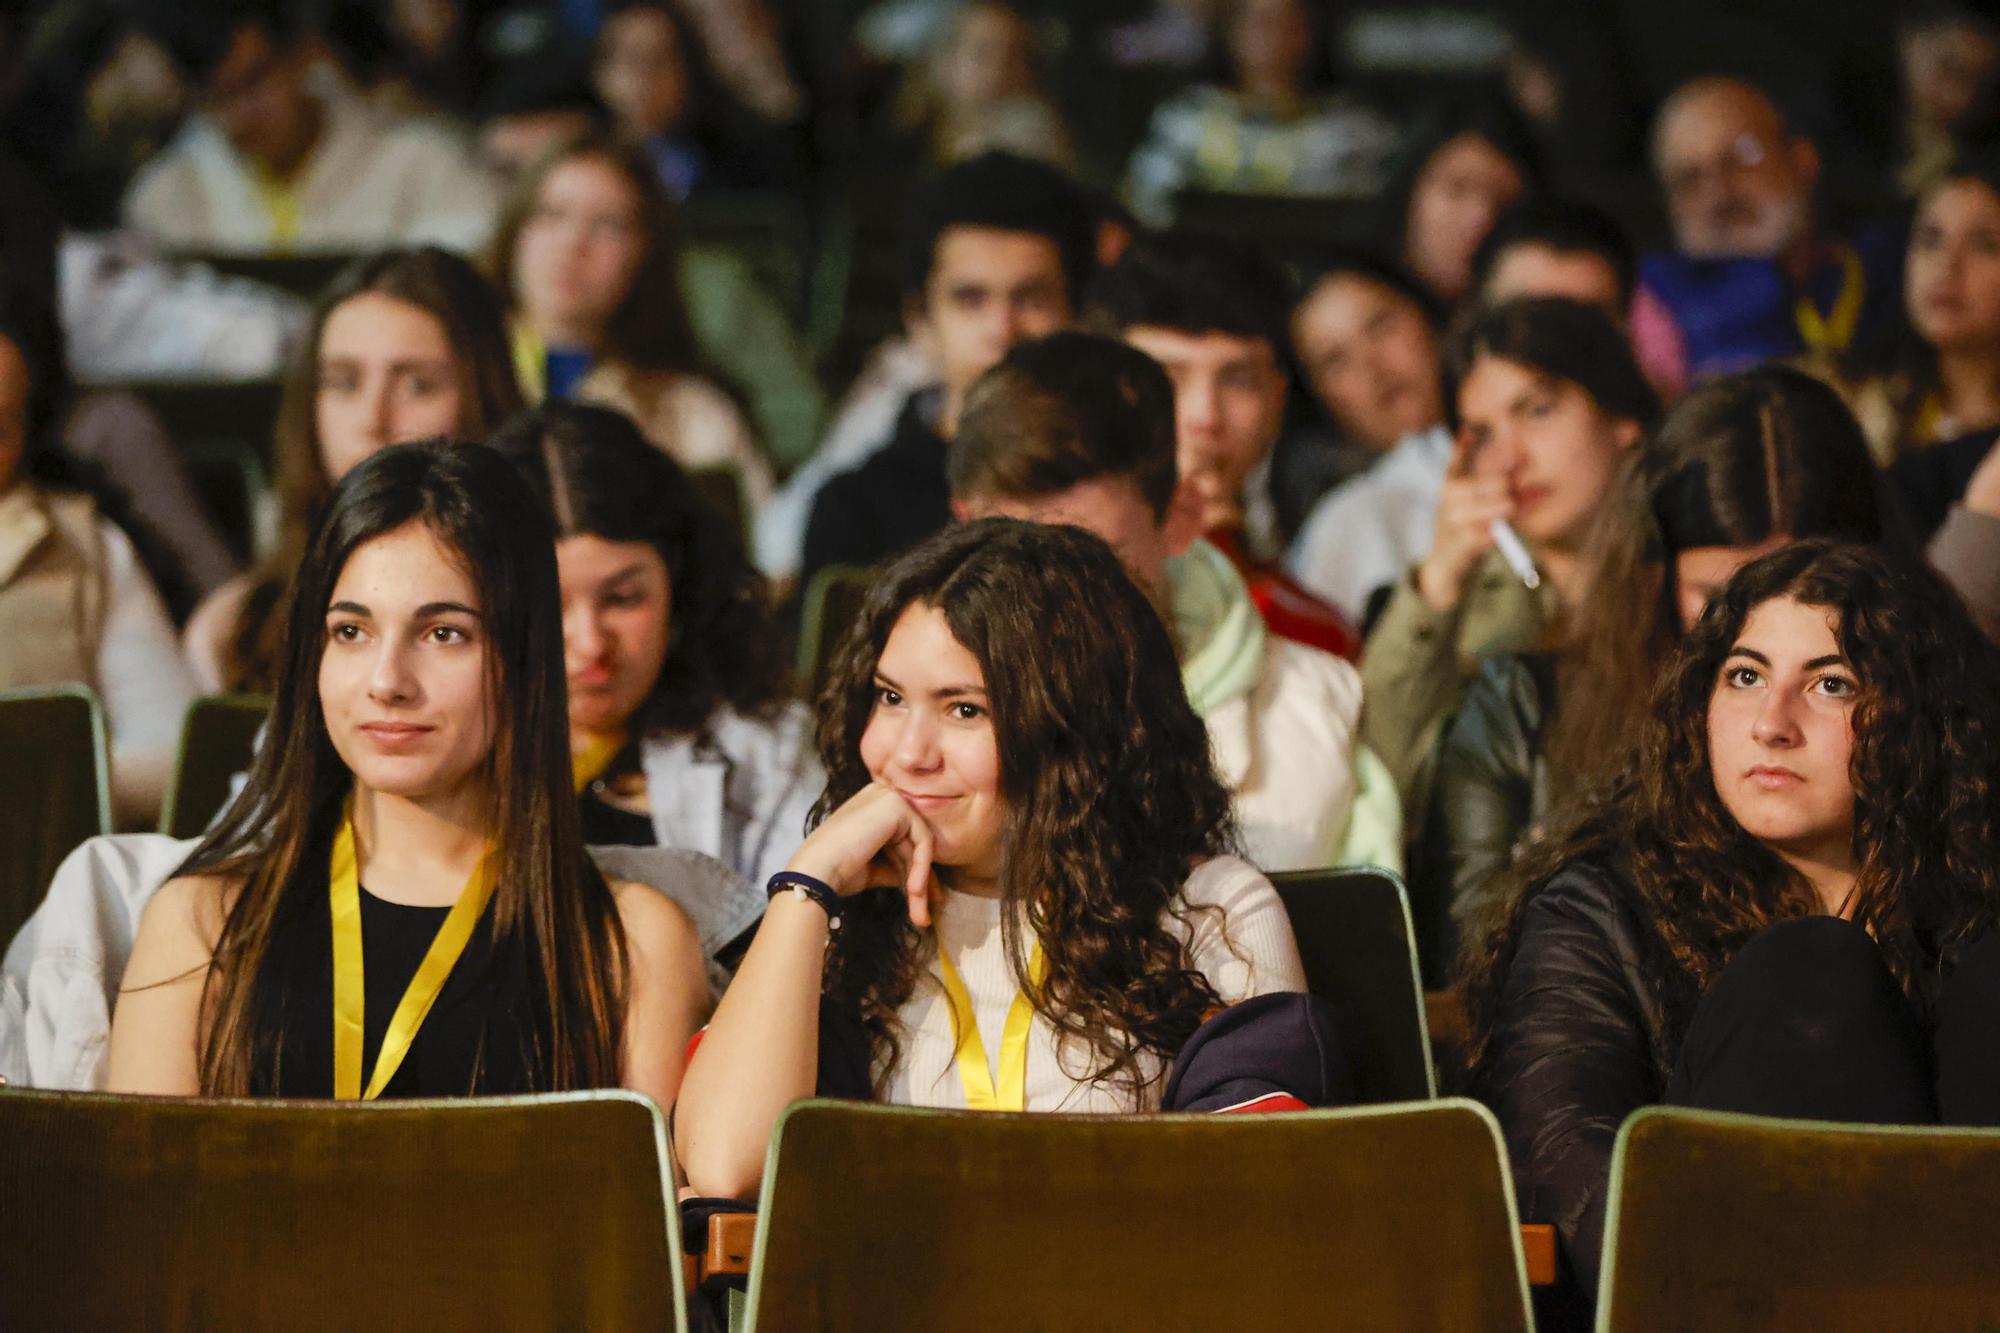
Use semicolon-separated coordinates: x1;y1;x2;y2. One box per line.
945;331;1399;872
122;8;498;255
490;401;823;956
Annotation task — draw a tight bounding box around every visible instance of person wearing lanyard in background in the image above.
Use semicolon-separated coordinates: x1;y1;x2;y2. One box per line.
107;442;709;1102
675;519;1306;1200
1634;76;1904;397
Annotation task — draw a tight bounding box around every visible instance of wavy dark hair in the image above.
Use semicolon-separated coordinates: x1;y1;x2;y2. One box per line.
1461;540;2000;1086
1441;295;1660;436
489;401;789;733
1546;367;1892;803
187;441;628;1096
224;247;524;692
814;518;1240;1097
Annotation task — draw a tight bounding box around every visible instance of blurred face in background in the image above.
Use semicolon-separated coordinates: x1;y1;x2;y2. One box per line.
934;3;1038;110
1484;243;1626;322
1906;177;2000;352
513;153;648;347
595;4;691;140
1655;80;1817;261
1404;134;1527;304
1902;18;2000;136
557;533;672;737
1455;353;1641;553
1227;0;1314;99
315;293;465;482
913;227;1072;420
202;23;319;177
1123;325;1286;536
1292;272;1442;451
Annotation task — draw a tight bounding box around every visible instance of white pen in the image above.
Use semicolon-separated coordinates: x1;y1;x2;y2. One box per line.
1489;519;1541;590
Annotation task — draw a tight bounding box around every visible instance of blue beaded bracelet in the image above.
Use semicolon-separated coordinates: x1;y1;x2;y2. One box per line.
767;871;843;929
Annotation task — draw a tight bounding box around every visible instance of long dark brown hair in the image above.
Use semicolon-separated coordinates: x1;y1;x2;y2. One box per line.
1461;540;2000;1085
189;441;627;1096
489;401;790;734
223;248;524;692
814;519;1239;1097
1546;367;1892;802
485;130;701;374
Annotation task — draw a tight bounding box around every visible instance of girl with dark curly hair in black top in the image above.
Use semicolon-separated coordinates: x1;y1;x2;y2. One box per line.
1461;539;2000;1321
675;519;1306;1199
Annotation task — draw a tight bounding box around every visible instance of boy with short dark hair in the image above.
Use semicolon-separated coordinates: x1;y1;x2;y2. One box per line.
949;330;1399;873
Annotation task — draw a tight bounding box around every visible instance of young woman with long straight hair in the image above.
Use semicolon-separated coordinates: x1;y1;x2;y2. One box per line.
109;442;708;1101
675;519;1307;1198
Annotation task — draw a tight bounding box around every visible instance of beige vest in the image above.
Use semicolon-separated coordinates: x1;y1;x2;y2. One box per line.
0;486;105;692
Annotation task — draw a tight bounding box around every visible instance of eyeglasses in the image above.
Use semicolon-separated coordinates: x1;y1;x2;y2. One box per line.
1662;132;1773;200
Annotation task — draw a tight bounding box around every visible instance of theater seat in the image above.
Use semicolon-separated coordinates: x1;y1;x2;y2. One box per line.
0;1088;686;1331
158;693;271;838
0;687;110;951
737;1097;1534;1331
1598;1106;2000;1331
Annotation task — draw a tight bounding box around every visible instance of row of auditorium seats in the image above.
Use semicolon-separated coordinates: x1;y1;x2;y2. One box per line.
4;1084;1995;1331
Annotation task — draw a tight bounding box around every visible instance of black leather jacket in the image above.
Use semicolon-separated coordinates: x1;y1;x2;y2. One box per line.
1480;859;1673;1302
1408;652;1555;981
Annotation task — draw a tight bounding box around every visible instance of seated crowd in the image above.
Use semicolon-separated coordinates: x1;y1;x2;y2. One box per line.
8;0;2000;1324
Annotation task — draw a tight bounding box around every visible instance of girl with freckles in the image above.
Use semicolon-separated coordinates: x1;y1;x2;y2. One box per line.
1460;540;2000;1314
108;442;709;1102
675;519;1307;1200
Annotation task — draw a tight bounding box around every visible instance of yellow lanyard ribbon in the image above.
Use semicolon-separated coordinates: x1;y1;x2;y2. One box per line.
329;803;498;1100
249;165;301;253
571;730;628;793
1794;244;1866;355
933;933;1046;1111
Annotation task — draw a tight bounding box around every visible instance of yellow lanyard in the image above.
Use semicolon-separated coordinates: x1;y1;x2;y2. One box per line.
329;803;498;1100
250;165;301;253
1794;244;1866;355
571;730;628;793
932;933;1046;1111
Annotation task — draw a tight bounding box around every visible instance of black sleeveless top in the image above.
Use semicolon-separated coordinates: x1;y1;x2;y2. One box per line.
265;881;536;1099
577;739;657;847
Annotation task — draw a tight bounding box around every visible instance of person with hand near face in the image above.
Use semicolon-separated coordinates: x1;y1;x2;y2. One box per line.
1359;298;1658;818
1415;369;1890;980
674;519;1307;1199
490;403;821;951
184;247;524;695
1084;234;1359;659
489;133;781;506
796;153;1093;594
108;442;710;1103
1460;540;2000;1320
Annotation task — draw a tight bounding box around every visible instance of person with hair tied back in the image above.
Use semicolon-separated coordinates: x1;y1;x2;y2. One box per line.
1461;540;2000;1321
108;442;709;1101
948;331;1392;873
675;520;1307;1198
1415;368;1891;975
1358;298;1659;817
184;247;525;695
490;402;820;921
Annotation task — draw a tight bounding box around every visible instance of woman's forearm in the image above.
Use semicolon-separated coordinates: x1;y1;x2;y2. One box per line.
673;893;833;1199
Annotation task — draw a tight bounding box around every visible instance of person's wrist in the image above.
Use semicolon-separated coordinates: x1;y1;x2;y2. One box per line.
768;871;845;928
1415;555;1465;611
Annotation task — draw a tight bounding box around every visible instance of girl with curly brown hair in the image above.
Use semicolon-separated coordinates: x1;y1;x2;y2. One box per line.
1461;539;2000;1319
675;519;1306;1198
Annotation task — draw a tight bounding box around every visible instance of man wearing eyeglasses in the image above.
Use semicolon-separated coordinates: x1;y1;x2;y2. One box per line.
1630;76;1902;398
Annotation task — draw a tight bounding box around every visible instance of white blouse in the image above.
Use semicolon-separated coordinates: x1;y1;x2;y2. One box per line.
878;855;1306;1113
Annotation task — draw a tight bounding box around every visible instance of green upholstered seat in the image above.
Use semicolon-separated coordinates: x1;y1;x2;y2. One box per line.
158;693;272;838
0;685;110;952
742;1097;1532;1331
0;1088;684;1331
1598;1106;2000;1332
